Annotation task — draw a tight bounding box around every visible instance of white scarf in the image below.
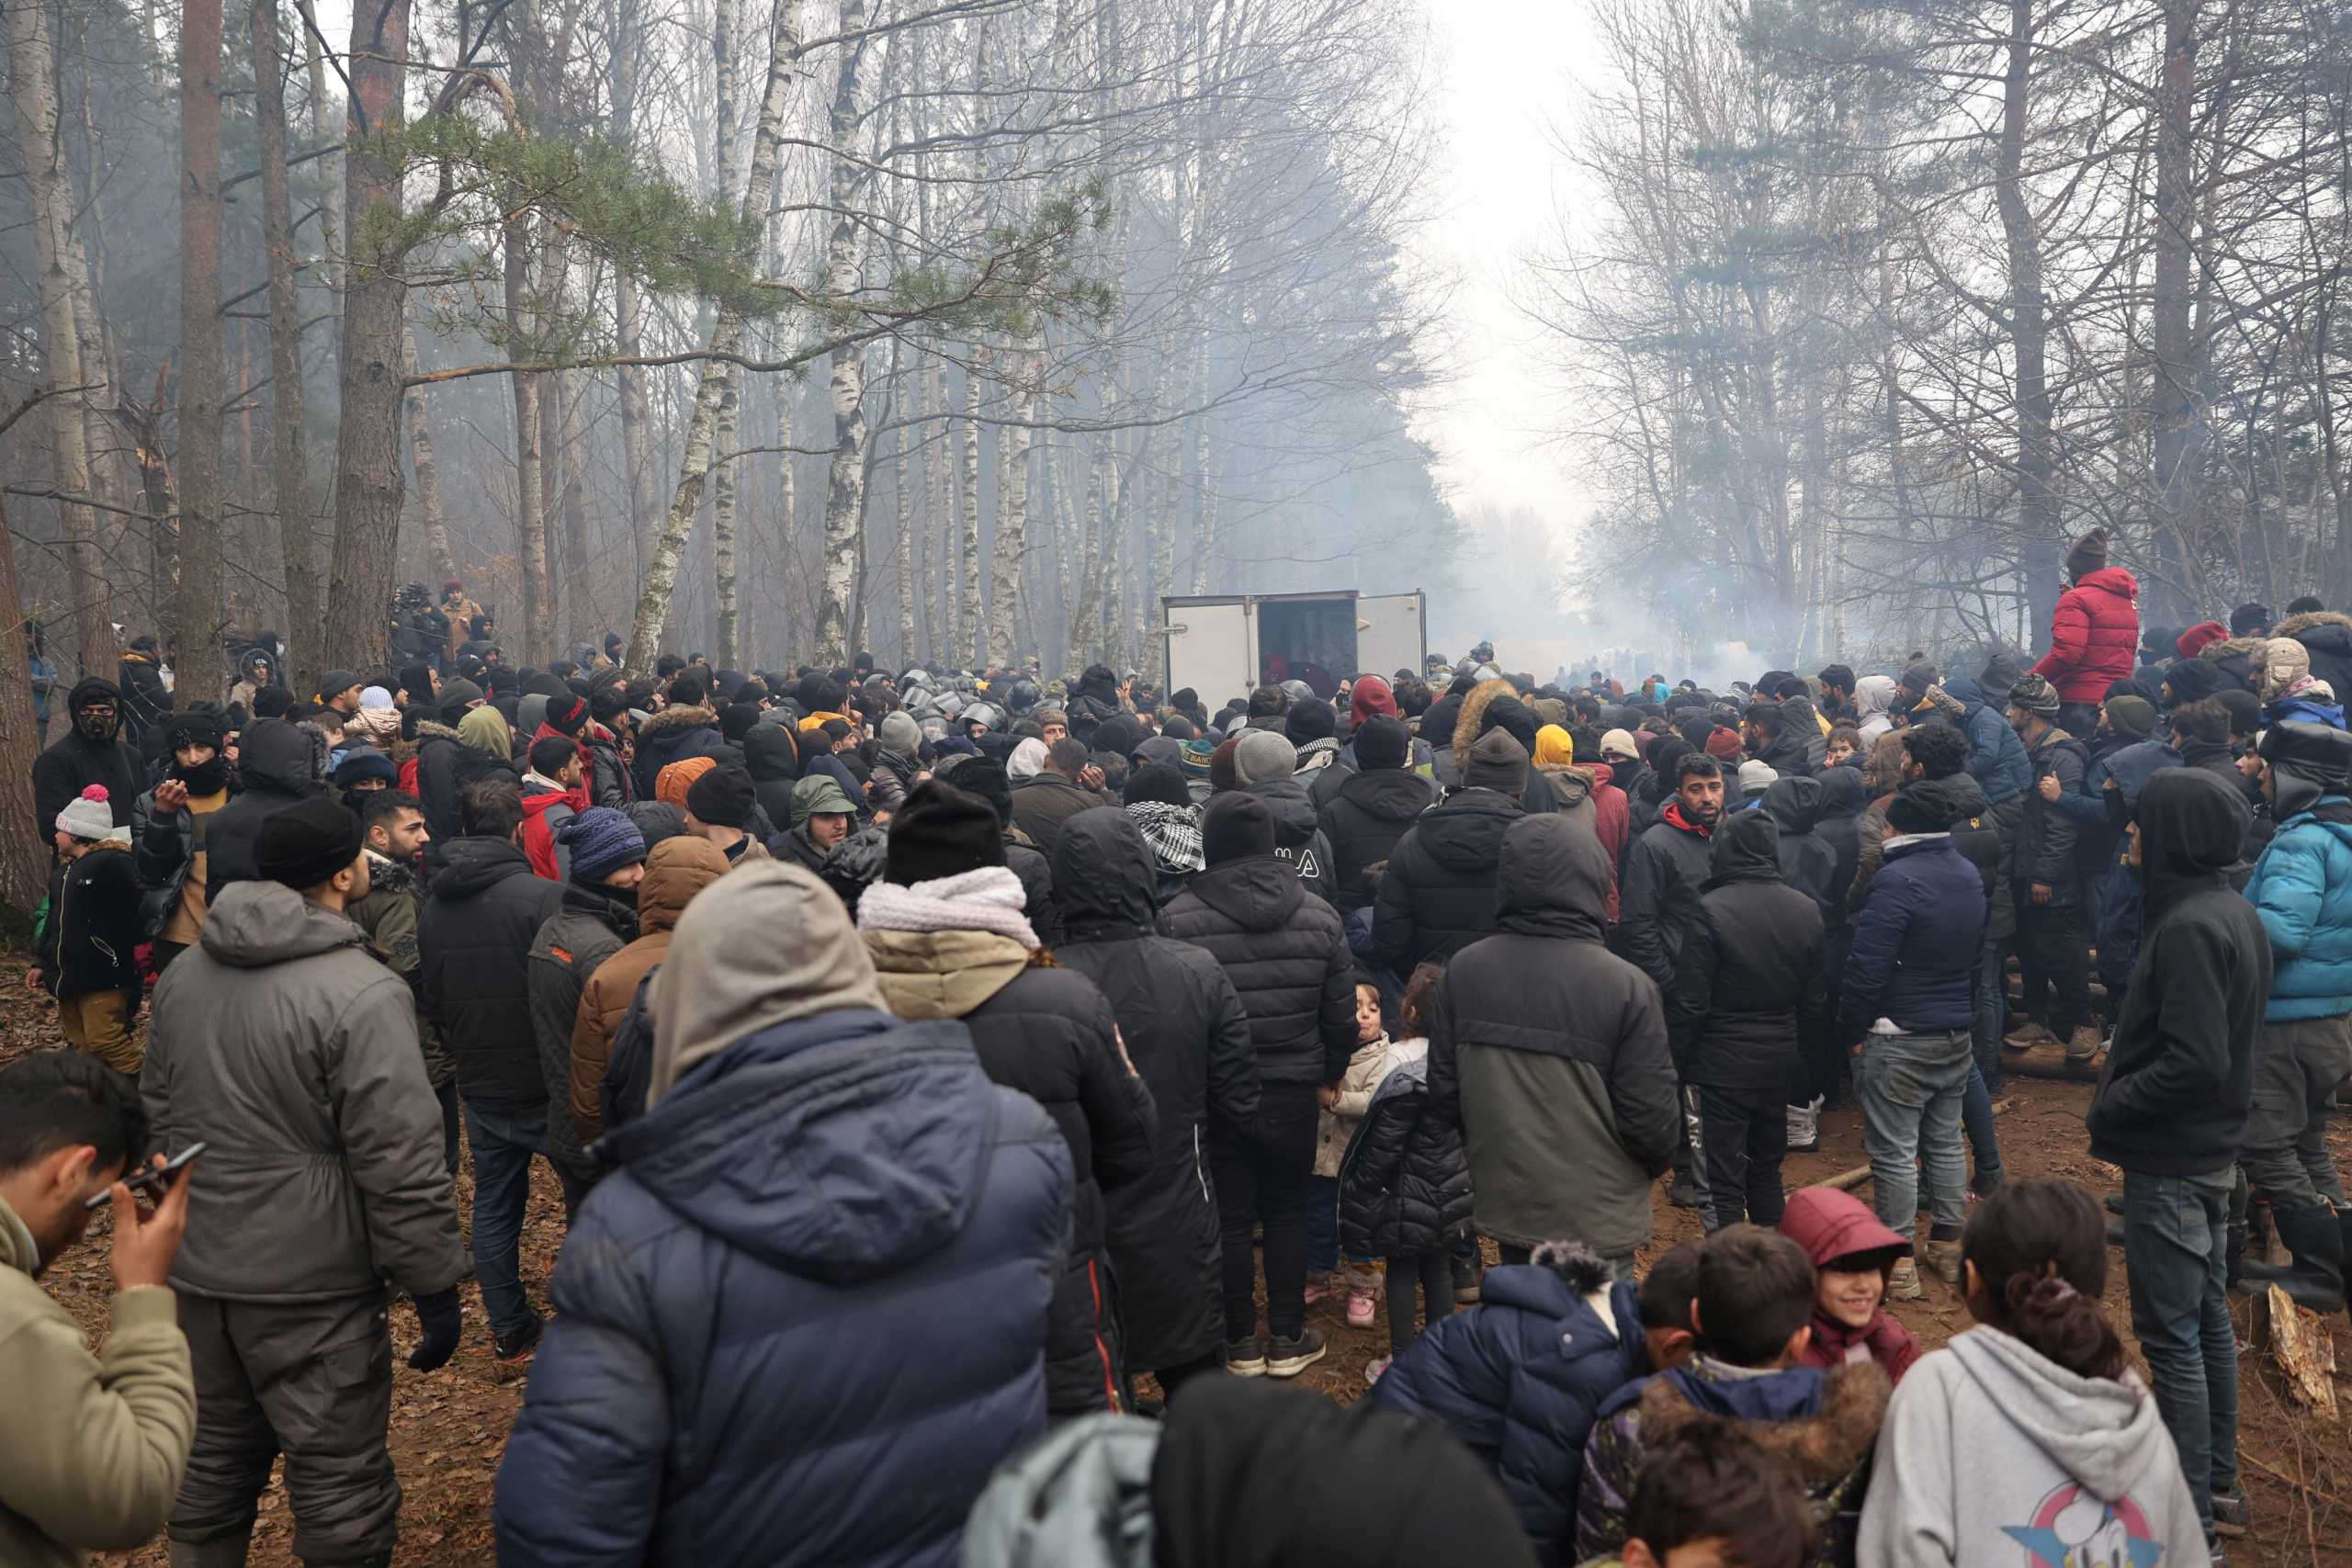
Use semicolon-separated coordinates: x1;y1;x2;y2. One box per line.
856;865;1039;947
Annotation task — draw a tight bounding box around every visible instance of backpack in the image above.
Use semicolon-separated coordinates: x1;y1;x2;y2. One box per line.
599;964;661;1140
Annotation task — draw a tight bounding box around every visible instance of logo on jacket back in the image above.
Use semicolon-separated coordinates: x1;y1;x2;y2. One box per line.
2003;1483;2163;1568
1277;844;1322;882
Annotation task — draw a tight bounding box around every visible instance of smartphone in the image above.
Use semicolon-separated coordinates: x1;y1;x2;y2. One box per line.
86;1143;206;1211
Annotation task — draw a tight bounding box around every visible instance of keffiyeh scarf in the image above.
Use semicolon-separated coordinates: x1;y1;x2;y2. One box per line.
1127;800;1205;874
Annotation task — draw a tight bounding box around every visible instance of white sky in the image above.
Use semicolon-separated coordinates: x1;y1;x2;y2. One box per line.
1407;3;1601;655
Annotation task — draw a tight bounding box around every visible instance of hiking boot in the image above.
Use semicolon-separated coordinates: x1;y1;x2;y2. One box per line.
494;1314;543;1365
1923;1239;1963;1285
1363;1354;1393;1387
1668;1172;1709;1211
2002;1022;2056;1051
1225;1337;1267;1377
2260;1204;2346;1314
1303;1271;1342;1307
1451;1250;1482;1304
2211;1485;2251;1538
1265;1329;1328;1379
1785;1096;1824;1155
2063;1026;2103;1064
1887;1258;1924;1302
1346;1287;1378;1328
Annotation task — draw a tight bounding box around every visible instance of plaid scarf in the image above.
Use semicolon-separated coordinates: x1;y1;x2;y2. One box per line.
1126;800;1204;874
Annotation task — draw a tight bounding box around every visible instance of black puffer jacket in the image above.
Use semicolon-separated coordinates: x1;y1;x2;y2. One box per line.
411;718;519;846
1369;790;1524;976
742;723;800;829
1052;808;1261;1372
2278;610;2352;703
1339;1055;1472;1258
2016;730;2090;904
1320;767;1433;914
526;878;638;1179
419;836;565;1112
1616;807;1716;991
204;719;327;904
631;703;723;798
1164;852;1357;1086
32;677;146;832
1246;779;1338;907
116;652;173;765
1003;827;1064;947
1759;776;1842;927
581;725;634;808
1667;811;1826;1099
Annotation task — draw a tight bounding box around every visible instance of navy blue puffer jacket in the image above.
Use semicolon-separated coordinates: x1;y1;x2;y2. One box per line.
1369;1259;1645;1563
493;1008;1073;1568
1838;828;1986;1039
1937;676;2031;807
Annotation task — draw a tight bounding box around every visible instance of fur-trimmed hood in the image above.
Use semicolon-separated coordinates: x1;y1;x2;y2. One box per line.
1451;678;1519;759
636;702;719;740
1637;1360;1889;1488
412;718;465;745
2198;635;2267;664
2273;609;2352;641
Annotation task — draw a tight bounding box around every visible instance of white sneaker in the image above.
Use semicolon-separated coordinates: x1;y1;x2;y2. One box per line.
1786;1096;1823;1153
1364;1355;1392;1387
1888;1258;1925;1302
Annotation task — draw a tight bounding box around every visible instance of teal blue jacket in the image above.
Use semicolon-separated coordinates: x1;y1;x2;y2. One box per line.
2245;798;2352;1021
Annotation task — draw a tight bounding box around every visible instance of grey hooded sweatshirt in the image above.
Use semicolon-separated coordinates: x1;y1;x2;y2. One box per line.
1858;1325;2209;1568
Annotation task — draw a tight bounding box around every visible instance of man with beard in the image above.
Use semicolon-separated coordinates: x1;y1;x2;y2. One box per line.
33;678;145;840
133;709;238;971
527;809;650;1201
1617;750;1726;1210
2004;674;2096;1063
346;791;462;1176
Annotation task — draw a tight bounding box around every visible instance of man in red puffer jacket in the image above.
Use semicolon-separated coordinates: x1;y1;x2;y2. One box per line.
2030;527;2141;736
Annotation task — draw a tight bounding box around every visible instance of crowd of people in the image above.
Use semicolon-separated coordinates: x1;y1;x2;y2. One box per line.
1;539;2346;1567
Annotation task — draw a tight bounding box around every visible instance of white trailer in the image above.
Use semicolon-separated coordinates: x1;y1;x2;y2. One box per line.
1161;590;1427;706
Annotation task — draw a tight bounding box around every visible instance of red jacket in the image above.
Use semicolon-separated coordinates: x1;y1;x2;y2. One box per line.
1779;1186;1922;1383
2030;566;2140;702
519;779;588;879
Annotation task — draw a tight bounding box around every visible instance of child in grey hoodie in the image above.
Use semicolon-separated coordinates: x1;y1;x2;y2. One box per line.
1858;1179;2209;1568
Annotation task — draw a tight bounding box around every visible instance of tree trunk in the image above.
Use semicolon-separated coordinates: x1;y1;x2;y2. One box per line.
610;0;655;583
1996;0;2060;649
989;343;1036;665
506;220;551;664
957;350;985;666
321;0;413;674
557;369;592;643
2149;0;2200;624
814;0;875;666
894;346;916;663
177;0;227;671
401;323;455;585
0;494;52;911
709;0;742;669
620;0;805;672
254;0;322;688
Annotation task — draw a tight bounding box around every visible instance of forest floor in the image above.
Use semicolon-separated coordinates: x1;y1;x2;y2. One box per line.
1;980;2342;1567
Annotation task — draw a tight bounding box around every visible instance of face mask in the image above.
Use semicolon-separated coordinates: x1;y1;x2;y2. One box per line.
176;755;232;795
76;708;115;739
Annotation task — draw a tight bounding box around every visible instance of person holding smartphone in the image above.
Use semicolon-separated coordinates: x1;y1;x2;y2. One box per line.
0;1052;197;1567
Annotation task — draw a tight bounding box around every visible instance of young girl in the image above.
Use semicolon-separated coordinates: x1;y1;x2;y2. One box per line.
1340;964;1471;1384
1858;1179;2209;1567
1308;978;1389;1326
1779;1186;1922;1383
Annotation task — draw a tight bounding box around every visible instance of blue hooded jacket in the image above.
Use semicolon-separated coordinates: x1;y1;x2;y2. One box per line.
1840;831;1985;1037
1938;675;2030;806
2245;798;2352;1021
1369;1258;1645;1562
493;1009;1074;1568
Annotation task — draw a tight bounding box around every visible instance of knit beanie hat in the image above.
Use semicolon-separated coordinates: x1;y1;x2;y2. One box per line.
2007;672;2062;718
1480;696;1539;757
1354;715;1408;772
1886;780;1961;835
1234;729;1299;786
886;781;1008;885
1599;728;1638;761
1284;699;1337;746
2103;694;2158;739
1351;676;1399;725
558;807;648;882
1125;763;1193;809
878;710;923;755
657;754;719;807
684;763;756;830
397;664;433;705
2064;527;2109;581
164;707;225;753
545;693;591;736
956;757;1016;827
1201;792;1278;865
1738;760;1780;795
2175;622;2228;660
436;678;484;720
54;784;119;842
2159;658;2227;708
1704;726;1744;763
254;795;363;889
1898;660;1939;699
2232;602;2273;637
1209;739;1242;794
1180;739;1219;787
318;670;363;704
1464;728;1530;794
332;748;398;789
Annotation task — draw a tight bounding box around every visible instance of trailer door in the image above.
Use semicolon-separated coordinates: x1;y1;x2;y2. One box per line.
1163;598;1256;707
1354;592;1426;678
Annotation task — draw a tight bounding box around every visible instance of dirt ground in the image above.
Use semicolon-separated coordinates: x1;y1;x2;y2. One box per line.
3;983;2343;1567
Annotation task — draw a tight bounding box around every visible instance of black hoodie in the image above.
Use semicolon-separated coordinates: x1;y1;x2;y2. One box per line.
419;836;567;1111
1370;789;1524;975
202;718;328;904
33;676;146;833
1759;775;1841;925
2088;769;2270;1177
1668;811;1826;1098
1244;778;1338;906
1162;852;1356;1085
1318;766;1433;914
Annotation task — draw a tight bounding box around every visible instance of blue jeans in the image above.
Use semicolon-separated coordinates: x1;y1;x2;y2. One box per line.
463;1100;550;1341
1307;1175;1340;1276
2121;1168;2238;1533
1960;1063;2004;1191
1855;1028;1970;1239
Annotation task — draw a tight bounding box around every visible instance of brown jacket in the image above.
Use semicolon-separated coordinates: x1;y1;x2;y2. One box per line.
568;837;729;1145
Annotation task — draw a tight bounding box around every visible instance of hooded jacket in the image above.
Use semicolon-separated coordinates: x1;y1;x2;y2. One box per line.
1051;809;1261;1373
142;879;466;1301
1616;804;1716;990
2276;608;2352;703
528;877;639;1176
1162;852;1357;1086
1858;1327;2206;1568
1369;1254;1646;1564
1431;817;1679;1255
1852;676;1899;746
567;837;729;1145
494;864;1075;1568
2015;727;2091;902
2030;567;2142;702
1937;675;2032;806
1840;784;1987;1039
1010;772;1105;854
1337;1053;1472;1258
409;715;520;846
114;650;172;764
863;911;1157;1416
1578;1359;1890;1568
35;842;142;999
1244;778;1339;905
1780;1187;1921;1384
2089;769;2270;1176
741;724;800;829
33;677;145;834
201;718;328;905
0;1197;195;1568
2243;795;2352;1021
630;703;724;800
1759;776;1842;926
1368;788;1523;975
1668;811;1826;1100
420;836;566;1112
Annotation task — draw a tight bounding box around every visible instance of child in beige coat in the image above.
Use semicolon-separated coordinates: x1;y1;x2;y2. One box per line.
1307;979;1390;1325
